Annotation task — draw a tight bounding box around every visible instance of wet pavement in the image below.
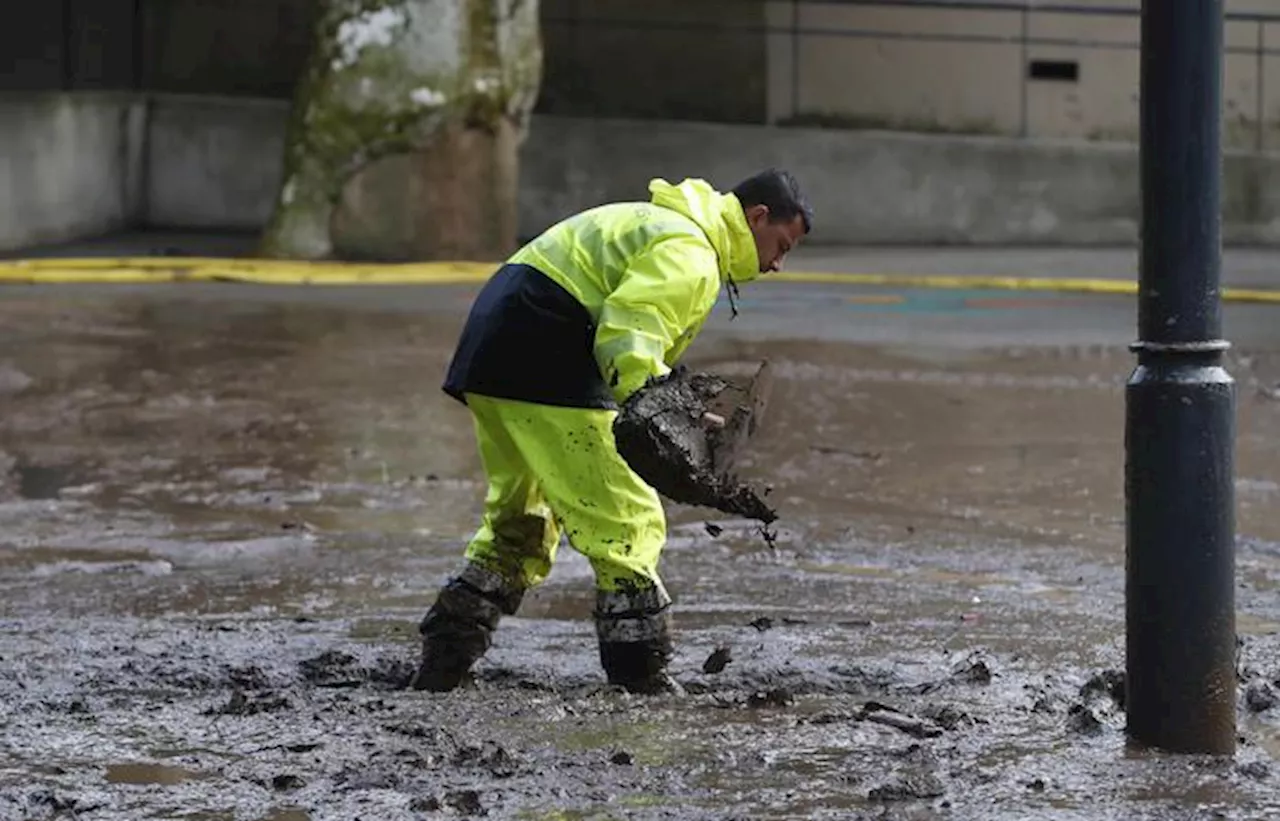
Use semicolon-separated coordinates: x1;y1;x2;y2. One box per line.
4;280;1280;820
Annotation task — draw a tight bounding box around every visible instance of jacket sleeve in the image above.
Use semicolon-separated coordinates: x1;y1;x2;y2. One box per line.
593;235;719;405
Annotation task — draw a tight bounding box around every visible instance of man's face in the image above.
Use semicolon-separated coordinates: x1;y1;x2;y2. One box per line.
745;205;807;273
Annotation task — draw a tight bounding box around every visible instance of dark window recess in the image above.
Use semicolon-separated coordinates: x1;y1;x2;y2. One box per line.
1028;59;1080;82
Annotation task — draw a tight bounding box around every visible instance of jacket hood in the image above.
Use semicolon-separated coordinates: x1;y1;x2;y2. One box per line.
648;178;760;285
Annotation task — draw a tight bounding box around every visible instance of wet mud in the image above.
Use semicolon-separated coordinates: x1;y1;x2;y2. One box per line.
614;365;776;524
4;285;1280;819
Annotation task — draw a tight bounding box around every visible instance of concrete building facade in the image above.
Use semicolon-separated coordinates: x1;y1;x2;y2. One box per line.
763;0;1280;148
6;1;1279;148
7;1;1280;253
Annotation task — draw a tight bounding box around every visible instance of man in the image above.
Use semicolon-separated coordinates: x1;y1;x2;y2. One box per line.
411;169;812;695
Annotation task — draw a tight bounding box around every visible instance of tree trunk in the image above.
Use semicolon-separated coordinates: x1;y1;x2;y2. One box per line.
259;0;541;261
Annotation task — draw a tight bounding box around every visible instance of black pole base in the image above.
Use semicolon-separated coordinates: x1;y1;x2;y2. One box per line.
1125;344;1236;756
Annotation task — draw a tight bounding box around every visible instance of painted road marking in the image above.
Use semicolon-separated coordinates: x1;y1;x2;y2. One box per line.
0;257;1278;304
962;296;1112;310
844;294;907;305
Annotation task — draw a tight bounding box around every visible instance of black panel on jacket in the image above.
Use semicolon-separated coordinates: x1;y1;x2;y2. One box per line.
443;263;616;410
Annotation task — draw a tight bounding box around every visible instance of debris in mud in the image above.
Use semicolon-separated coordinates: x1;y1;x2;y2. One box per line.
613;363;777;524
704;522;724;537
702;645;733;674
41;697;91;715
454;742;520;779
806;710;850;726
609;750;635;766
299;650;363;687
868;772;946;802
1066;703;1105;735
1064;670;1128;735
949;652;994;684
226;664;271;691
445;789;485;816
8;788;107;820
30;789;88;814
1245;680;1278;713
1081;669;1126;710
384;722;459;750
748;687;795;708
856;702;945;739
271;774;305;791
477;668;556;692
749;616;774;632
297;650;415;690
1025;682;1065;715
411;796;444;812
1238;761;1271;781
921;703;976;730
809;444;883;462
285;743;323;754
335;764;405;792
280;519;317;533
205;688;291;716
890;744;938;768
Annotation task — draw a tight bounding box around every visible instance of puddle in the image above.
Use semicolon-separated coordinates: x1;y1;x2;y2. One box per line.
12;460;80;500
1236;611;1280;636
106;762;206;785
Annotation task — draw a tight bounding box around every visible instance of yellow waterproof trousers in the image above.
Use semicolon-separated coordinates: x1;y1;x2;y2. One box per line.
461;393;667;594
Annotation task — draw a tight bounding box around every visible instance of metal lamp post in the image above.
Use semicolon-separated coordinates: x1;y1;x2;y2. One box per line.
1126;0;1236;755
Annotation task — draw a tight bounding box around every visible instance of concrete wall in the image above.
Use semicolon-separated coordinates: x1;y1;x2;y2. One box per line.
522;117;1280;245
0;94;146;251
131;98;1165;245
144;96;287;229
519;117;1143;245
540;0;768;123
8;92;1280;252
765;0;1280;149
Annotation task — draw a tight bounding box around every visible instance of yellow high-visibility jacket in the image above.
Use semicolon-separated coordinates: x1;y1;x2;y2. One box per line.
443;178;761;409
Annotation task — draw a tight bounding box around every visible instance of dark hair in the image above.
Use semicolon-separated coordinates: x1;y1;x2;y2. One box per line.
731;168;813;234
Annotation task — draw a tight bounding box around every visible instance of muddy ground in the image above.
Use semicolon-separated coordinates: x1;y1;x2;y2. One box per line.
4;283;1280;820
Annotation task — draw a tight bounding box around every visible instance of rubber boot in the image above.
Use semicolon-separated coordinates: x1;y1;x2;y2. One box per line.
410;563;523;692
594;583;685;696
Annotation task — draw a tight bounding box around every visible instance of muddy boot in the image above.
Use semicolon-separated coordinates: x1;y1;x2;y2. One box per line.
411;563;523;693
594;584;685;696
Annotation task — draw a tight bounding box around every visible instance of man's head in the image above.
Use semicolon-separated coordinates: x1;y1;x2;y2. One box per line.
732;169;812;274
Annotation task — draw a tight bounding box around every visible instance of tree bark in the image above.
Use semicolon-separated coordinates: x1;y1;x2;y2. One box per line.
259;0;541;261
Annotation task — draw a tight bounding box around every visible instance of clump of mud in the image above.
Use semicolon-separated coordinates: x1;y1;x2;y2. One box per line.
298;649;416;689
613;364;776;523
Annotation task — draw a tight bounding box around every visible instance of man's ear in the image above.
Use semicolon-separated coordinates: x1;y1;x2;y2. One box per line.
745;204;770;225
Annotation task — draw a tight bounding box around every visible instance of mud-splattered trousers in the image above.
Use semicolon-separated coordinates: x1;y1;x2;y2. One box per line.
461;392;672;625
414;393;675;692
